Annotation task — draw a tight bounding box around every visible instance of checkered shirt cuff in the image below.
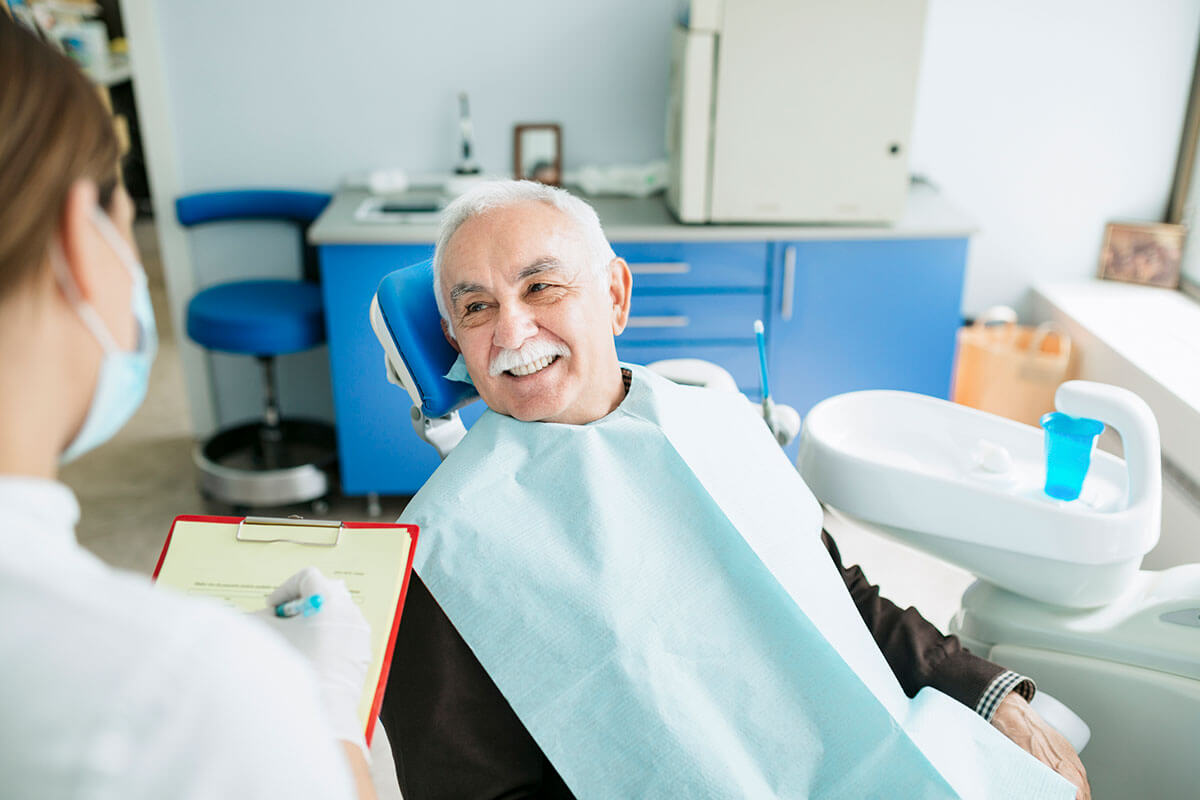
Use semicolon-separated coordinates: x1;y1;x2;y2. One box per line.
975;670;1036;722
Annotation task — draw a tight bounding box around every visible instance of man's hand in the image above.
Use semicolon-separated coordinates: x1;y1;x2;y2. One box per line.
990;692;1090;799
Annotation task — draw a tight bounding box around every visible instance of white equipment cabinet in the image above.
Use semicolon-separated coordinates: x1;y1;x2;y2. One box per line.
668;0;928;224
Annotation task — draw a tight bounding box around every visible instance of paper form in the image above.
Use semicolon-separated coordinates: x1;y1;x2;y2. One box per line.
155;518;414;730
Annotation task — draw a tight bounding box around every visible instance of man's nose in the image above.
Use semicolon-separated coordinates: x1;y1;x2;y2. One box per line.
493;302;538;350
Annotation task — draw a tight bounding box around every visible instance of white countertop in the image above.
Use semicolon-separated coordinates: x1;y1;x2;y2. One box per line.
1035;280;1200;416
308;182;977;245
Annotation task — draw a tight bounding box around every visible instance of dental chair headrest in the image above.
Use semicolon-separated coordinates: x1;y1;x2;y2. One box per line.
370;259;479;418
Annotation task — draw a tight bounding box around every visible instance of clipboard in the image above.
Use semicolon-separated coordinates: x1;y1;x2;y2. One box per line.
153;514;418;746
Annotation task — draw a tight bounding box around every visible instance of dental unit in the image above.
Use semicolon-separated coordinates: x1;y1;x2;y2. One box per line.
798;381;1199;799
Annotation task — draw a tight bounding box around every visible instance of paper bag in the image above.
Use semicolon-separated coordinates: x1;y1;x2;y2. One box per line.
951;306;1073;426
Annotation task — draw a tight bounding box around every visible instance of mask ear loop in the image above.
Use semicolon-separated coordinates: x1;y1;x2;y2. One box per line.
49;238;124;357
89;206;154;351
89;207;146;284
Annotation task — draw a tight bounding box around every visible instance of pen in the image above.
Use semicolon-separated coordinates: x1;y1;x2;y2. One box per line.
275;593;324;618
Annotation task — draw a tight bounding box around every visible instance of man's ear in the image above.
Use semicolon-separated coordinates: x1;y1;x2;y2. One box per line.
607;257;633;335
441;318;461;353
57;179;101;302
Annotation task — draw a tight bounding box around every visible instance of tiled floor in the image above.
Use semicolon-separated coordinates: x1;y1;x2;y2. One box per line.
58;219;973;798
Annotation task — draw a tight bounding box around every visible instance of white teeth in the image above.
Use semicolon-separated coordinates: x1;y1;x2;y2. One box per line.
508;355;556;377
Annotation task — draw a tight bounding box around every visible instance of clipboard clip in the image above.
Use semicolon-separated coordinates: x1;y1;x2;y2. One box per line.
236;516;344;547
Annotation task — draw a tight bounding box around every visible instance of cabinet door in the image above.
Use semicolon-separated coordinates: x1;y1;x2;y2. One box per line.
320;244;487;496
767;238;967;456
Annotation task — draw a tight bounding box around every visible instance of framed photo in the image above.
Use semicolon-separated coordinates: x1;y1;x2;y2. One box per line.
1098;221;1186;289
513;123;562;186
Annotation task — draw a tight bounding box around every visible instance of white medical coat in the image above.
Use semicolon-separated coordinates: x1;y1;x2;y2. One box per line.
0;476;355;799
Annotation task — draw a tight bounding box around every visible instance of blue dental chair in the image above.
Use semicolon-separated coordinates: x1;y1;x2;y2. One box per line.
176;189;336;509
368;259;797;460
369;259;476;459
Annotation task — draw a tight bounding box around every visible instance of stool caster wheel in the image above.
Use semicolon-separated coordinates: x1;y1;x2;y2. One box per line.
366;492;382;519
311;498;330;516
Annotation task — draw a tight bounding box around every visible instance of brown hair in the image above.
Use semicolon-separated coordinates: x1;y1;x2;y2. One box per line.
0;15;121;299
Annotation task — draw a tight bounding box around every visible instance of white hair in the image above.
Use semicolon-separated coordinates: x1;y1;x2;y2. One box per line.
432;180;617;334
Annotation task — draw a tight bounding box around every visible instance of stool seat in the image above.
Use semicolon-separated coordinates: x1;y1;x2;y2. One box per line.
187;279;324;355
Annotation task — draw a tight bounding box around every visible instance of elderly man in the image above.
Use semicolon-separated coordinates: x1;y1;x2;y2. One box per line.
379;181;1087;799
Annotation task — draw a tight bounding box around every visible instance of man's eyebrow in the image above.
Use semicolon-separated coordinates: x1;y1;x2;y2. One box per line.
449;282;486;306
517;257;565;280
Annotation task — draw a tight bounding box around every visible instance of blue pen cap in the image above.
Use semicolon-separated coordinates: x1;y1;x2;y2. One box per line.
1041;411;1105;501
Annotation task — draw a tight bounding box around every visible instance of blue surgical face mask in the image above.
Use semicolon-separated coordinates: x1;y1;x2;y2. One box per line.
54;208;158;463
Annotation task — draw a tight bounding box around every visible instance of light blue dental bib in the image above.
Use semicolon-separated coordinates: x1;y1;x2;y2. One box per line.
401;365;1073;799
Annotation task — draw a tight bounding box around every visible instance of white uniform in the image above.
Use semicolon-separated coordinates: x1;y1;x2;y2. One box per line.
0;477;355;799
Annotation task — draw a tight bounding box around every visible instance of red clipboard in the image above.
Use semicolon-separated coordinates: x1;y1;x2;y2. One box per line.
153;514;418;747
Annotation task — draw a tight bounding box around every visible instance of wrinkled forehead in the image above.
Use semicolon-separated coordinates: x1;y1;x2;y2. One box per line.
441;202;591;292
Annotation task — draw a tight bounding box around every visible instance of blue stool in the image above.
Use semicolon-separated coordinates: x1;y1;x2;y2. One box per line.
176;189;335;509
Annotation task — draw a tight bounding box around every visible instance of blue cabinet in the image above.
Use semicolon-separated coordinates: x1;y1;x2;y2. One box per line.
614;241;769;395
766;238;968;459
317;232;968;495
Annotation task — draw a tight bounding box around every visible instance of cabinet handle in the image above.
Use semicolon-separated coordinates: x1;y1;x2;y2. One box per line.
628;262;691;275
781;246;796;321
626;315;690;328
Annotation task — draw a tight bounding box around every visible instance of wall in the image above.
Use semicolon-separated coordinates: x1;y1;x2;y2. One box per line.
131;0;1200;432
137;0;682;430
161;1;680;190
911;0;1200;318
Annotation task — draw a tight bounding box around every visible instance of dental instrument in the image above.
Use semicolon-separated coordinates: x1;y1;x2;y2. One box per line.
754;319;800;447
755;319;771;408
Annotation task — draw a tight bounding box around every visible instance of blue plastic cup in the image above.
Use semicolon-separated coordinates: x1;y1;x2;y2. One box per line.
1041;412;1105;501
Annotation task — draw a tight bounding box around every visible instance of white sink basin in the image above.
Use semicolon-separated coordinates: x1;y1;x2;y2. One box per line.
797;382;1162;608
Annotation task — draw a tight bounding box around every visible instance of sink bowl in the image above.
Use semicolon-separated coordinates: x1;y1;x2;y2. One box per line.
797;382;1161;608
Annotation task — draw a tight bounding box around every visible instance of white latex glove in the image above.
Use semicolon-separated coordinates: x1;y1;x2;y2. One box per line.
256;567;372;757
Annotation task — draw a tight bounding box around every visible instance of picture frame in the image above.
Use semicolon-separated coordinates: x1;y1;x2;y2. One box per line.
1097;221;1186;289
513;123;562;186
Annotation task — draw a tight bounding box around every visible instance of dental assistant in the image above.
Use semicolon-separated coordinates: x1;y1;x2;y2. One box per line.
0;18;375;799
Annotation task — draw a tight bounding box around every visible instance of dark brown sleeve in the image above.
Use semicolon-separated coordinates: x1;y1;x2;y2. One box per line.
378;573;575;800
820;529;1004;710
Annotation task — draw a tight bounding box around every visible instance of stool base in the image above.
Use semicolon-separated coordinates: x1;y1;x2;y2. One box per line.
195;419;336;508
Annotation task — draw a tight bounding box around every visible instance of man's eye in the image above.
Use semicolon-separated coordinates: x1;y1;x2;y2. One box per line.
528;283;549;293
464;302;488;314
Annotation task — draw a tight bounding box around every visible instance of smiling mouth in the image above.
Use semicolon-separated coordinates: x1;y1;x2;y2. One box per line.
506;355;561;377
